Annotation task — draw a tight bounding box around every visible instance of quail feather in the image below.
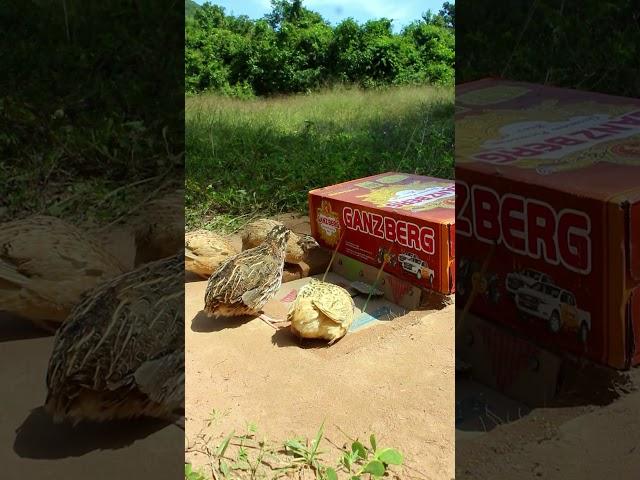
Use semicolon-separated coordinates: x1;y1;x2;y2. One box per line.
185;229;238;278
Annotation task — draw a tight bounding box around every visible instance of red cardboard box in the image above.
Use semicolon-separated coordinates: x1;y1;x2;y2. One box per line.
309;172;455;294
456;78;640;369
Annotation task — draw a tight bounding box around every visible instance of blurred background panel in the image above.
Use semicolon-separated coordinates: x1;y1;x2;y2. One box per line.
456;0;640;96
456;1;640;479
0;1;184;479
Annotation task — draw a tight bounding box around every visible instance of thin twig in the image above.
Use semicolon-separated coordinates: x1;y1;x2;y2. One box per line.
501;0;540;77
62;0;70;42
322;230;345;282
361;257;387;314
96;175;171;231
96;175;161;205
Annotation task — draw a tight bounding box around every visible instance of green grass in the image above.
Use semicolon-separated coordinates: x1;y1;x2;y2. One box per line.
185;420;407;480
0;159;181;225
185;85;454;232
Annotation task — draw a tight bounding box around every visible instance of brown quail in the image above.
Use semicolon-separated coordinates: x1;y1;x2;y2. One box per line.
241;218;319;264
0;215;126;331
45;252;184;426
185;229;238;278
204;224;290;327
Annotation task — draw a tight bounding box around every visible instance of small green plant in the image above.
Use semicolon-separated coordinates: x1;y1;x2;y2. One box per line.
186;421;406;480
284;420;327;472
333;434;404;479
184;463;207;480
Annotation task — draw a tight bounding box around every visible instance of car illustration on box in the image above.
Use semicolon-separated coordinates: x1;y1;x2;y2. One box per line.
398;252;434;284
515;281;591;342
505;268;554;296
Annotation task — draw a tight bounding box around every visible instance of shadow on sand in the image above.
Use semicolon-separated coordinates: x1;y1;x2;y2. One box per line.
270;327;335;349
190;310;257;333
13;407;172;459
0;313;54;343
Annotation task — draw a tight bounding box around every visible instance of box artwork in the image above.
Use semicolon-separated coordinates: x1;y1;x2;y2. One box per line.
309;172;455;295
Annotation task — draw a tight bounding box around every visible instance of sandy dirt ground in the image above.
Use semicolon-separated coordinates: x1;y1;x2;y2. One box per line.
185;278;454;479
456;359;640;479
185;214;455;479
0;314;183;480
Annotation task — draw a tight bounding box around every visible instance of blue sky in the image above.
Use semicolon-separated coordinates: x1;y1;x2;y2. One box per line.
194;0;446;32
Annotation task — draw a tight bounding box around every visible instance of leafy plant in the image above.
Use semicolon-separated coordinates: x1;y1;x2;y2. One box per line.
336;434;404;479
187;420;406;480
284;420;327;471
184;463;207;480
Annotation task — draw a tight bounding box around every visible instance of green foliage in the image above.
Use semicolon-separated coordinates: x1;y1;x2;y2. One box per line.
186;0;200;18
336;434;403;479
1;0;184;221
184;463;207;480
185;85;454;232
284;421;327;472
187;420;406;479
185;0;454;95
456;0;640;97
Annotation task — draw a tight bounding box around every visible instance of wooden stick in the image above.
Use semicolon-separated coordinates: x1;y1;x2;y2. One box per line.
361;257;388;314
322;229;345;282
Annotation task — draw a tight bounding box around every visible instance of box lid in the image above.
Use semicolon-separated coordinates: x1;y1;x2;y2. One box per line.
456;79;640;204
632;202;640;282
309;172;455;224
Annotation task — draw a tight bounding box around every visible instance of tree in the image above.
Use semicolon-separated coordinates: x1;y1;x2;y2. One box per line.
185;0;455;95
439;2;455;29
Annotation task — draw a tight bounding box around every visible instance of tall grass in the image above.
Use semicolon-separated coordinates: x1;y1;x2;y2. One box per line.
186;85;454;231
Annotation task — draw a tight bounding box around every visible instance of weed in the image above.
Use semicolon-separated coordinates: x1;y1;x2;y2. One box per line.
185;463;207;480
186;421;407;480
283;421;327;474
334;434;403;480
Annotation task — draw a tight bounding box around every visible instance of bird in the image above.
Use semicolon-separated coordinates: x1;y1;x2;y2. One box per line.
185;229;238;278
204;224;290;327
45;252;184;426
287;278;355;344
124;188;184;266
0;215;127;331
241;219;321;272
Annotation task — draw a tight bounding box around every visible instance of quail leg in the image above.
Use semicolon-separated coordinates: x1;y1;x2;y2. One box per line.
258;313;289;329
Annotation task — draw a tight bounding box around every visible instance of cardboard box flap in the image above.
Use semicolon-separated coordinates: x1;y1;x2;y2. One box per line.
631;202;640;281
631;287;640;366
309;172;455;224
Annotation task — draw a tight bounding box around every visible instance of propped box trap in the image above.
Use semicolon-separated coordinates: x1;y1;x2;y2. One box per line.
309;172;456;295
456;78;640;370
262;271;407;335
263;248;439;335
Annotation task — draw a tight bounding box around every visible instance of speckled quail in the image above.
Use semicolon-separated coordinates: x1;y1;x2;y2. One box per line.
45;252;184;426
204;224;290;327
